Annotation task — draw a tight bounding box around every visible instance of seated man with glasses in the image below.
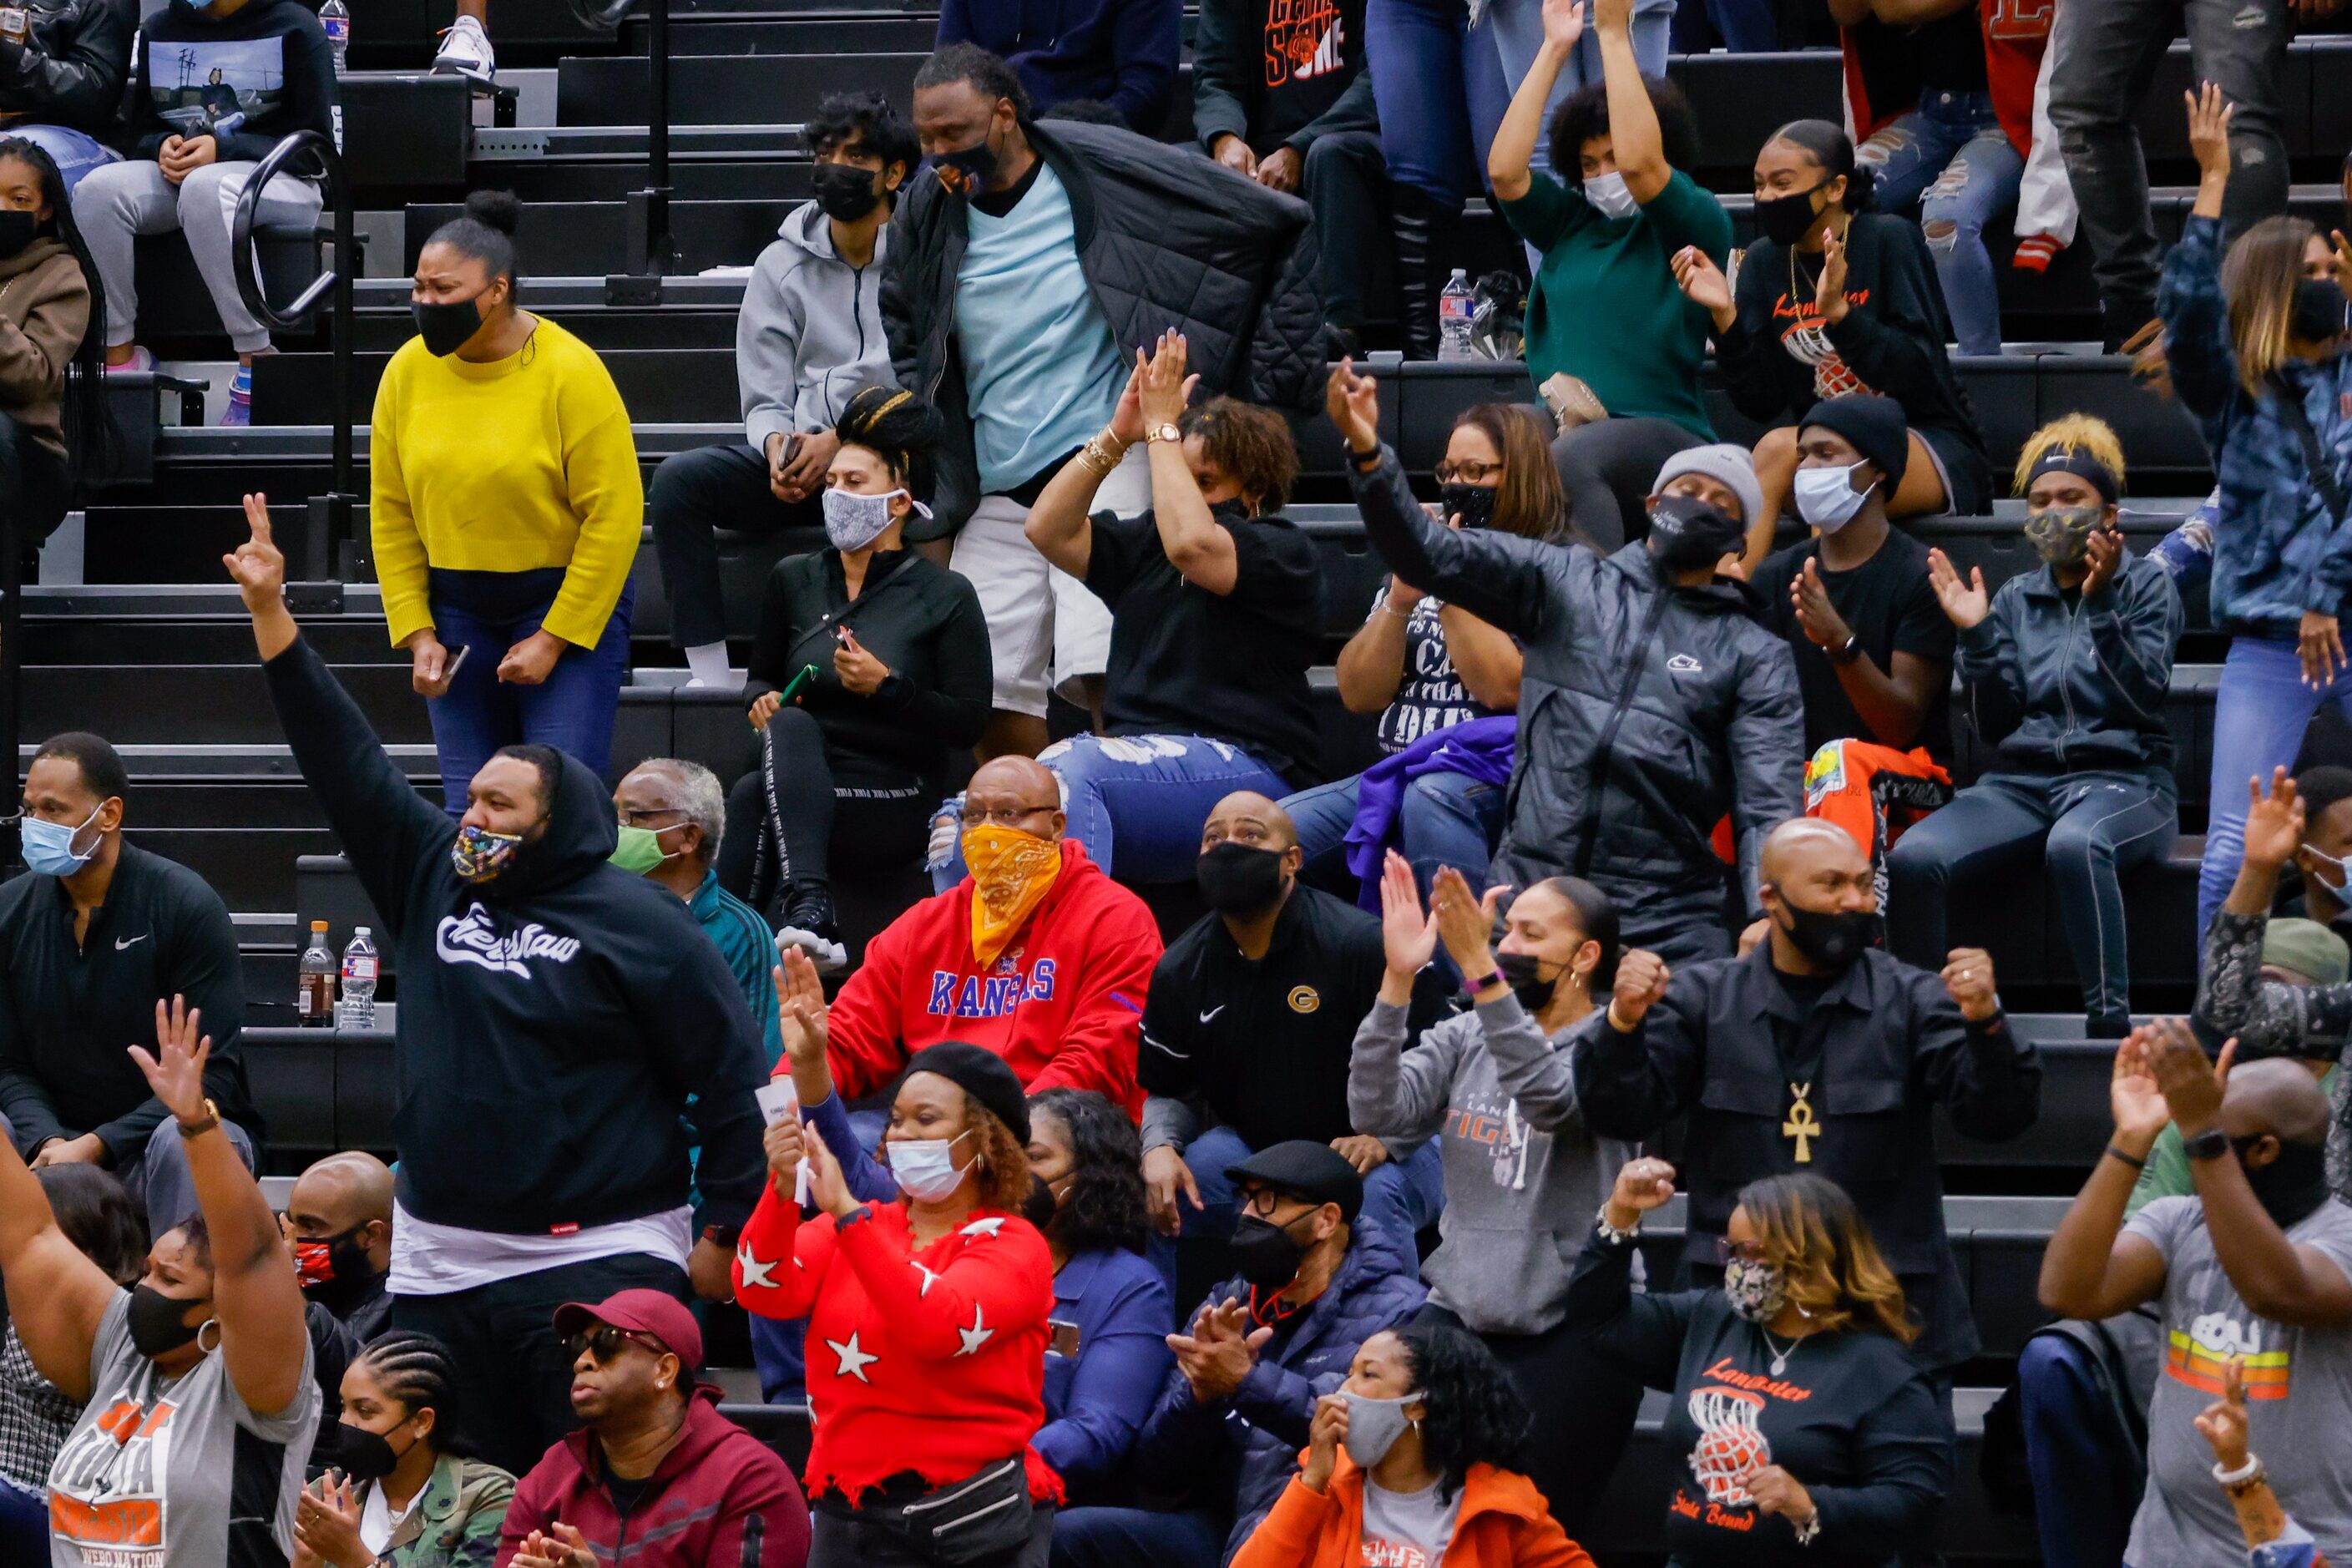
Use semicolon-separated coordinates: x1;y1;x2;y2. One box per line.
502;1289;810;1568
825;755;1162;1114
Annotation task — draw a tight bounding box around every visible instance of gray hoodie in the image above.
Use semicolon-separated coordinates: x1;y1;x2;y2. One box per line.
1348;993;1636;1336
736;200;894;458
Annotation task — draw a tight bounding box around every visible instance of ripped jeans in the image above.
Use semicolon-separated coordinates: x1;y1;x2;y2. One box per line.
1859;89;2026;357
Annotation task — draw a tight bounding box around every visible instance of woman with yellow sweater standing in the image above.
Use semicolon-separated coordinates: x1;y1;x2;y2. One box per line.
372;190;643;810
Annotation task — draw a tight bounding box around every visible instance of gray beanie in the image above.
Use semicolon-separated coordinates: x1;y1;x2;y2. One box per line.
1653;443;1766;530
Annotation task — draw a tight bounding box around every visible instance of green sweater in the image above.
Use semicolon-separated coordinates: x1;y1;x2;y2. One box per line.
1498;168;1732;441
2127;1066;2340;1217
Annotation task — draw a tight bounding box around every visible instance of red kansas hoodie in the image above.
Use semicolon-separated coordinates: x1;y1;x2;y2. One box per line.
823;839;1160;1113
495;1388;810;1568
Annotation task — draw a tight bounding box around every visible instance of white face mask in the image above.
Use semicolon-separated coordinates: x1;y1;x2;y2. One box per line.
1792;459;1871;532
2306;843;2352;892
887;1126;975;1201
1583;171;1637;220
822;486;907;552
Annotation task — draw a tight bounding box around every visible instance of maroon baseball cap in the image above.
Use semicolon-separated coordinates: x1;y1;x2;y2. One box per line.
552;1288;703;1372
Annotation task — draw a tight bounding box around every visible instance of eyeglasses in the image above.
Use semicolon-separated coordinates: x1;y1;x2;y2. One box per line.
965;802;1058;827
617;805;685;826
564;1325;670;1364
1434;459;1504;484
1240;1187;1305;1219
1713;1236;1769;1267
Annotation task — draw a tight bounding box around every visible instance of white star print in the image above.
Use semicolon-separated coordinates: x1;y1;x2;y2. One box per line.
736;1243;780;1292
913;1262;940;1297
959;1216;1007;1238
957;1303;994;1357
827;1331;878;1383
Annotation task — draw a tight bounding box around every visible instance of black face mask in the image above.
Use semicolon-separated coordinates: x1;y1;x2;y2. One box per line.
1196;841;1287;916
0;210;39;261
1646;493;1746;574
296;1232;382;1313
1495;949;1561;1011
412;294;485;357
1021;1174;1060;1232
2237;1136;2332;1229
127;1284;208;1359
1771;891;1875;970
324;1419;416;1483
933;139;999;198
1228;1213;1311;1290
811;162;883;223
1440;483;1498;530
2291;277;2349;344
1753;182;1826;247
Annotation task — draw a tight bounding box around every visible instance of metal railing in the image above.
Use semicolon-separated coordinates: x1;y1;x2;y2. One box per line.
231;128;356;591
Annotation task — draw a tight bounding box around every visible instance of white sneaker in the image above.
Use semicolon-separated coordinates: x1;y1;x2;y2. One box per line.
432;15;495;83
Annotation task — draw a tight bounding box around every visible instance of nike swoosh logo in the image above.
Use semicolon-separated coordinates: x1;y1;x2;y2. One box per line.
114;935;147;951
1198;1005;1225;1024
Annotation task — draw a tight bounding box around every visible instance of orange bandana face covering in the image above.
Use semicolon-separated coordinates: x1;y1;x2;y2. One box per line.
964;825;1065;966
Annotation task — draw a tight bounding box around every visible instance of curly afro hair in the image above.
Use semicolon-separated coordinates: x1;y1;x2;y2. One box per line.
1545;74;1700;186
1389;1319;1534;1503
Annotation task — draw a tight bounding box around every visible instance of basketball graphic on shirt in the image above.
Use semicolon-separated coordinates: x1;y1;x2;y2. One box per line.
1688;1384;1772;1505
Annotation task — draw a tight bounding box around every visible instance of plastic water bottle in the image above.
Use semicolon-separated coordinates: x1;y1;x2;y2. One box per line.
339;926;377;1029
320;0;350;73
298;920;336;1029
1437;269;1474;362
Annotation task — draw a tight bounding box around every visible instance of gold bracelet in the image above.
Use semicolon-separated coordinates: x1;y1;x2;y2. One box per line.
1076;438;1120;478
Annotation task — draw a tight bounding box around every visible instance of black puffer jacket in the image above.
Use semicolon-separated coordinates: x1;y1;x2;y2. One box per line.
0;0;132;134
881;117;1325;539
1352;447;1803;957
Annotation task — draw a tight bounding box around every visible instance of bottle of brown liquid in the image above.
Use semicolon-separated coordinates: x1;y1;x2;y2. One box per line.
298;920;336;1028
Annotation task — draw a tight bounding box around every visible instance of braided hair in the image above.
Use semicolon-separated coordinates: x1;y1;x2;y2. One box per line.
353;1332;475;1456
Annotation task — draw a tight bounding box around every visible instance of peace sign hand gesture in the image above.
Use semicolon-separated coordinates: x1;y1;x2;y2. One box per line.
225;493;286;606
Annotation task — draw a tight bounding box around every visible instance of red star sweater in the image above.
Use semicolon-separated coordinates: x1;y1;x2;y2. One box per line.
732;1185;1061;1505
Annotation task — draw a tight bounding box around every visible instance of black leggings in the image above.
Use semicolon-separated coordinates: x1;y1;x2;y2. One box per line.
718;705;933;902
0;407;71;548
1416;1301;1646;1533
1550;416;1705;553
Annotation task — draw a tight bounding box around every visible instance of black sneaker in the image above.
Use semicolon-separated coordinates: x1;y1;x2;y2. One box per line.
774;882;847;973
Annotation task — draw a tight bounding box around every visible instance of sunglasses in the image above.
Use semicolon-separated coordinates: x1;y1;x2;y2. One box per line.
564;1325;670;1364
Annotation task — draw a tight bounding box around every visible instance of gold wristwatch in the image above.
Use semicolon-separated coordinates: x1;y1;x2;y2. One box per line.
1145;422;1182;444
176;1098;220;1139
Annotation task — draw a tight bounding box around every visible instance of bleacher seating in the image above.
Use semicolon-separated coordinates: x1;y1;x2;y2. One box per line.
39;3;2349;1554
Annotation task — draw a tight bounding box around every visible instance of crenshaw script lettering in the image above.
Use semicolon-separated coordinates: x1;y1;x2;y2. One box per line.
436;903;583;977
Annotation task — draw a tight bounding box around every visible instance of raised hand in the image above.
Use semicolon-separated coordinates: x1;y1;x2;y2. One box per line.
2185;80;2234;186
2147;1019;2232;1138
1940;948;1999;1022
1325;359;1381;454
801;1121;860;1220
1136;330;1196;427
2081;527;2123;598
1670;246;1733;318
1817;226;1850;323
1110;353;1148;446
1609;948;1670;1030
1378;850;1439;980
1430;865;1503;977
761;1112;806;1190
1540;0;1586;52
2240;767;2306;873
775;946;832;1071
1604;1156;1677;1231
224;492;286;604
2193;1356;2252;1472
2110;1028;2171;1150
127;995;211;1126
1926;547;1990;629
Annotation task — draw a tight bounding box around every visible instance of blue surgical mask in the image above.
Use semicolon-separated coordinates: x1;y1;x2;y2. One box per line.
886;1127;975;1201
822;487;904;553
1583;171;1637;220
20;803;103;878
1792;459;1871;532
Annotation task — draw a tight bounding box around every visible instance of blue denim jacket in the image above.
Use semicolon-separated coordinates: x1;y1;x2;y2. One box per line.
2157;215;2352;637
1036;1246;1173;1500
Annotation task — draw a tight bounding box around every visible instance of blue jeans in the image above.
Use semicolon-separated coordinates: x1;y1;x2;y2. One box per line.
423;568;635;813
1365;0;1510;210
1686;0;1778;49
5;124;120;194
0;1474;45;1564
2199;636;2352;939
1885;771;2177;1032
1859;89;2025;357
933;733;1292;888
1485;0;1674;185
2018;1334;2145;1568
1049;1505;1227;1568
1146;1123;1446;1302
1282;769;1506;900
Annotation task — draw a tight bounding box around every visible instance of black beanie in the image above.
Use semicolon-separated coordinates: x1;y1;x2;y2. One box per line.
899;1041;1029;1143
1799;392;1909;493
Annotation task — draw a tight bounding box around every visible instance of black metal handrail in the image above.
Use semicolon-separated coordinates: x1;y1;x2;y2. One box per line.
231;129;356;586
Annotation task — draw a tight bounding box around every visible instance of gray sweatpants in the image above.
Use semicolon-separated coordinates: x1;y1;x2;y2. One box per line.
0;1109;257;1237
71;158;323;354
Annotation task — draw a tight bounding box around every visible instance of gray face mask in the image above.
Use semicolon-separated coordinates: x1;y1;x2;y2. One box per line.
1340;1388;1423;1467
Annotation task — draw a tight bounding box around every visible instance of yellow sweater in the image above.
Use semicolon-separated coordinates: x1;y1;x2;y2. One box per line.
369;316;642;649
